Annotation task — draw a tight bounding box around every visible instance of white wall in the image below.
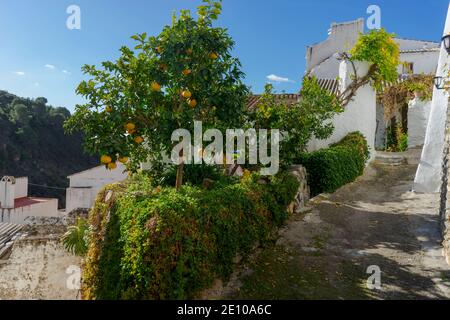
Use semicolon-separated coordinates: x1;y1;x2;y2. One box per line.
1;199;59;224
408;98;432;148
306;19;364;74
398;51;439;75
414;4;450;193
66;164;127;213
14;177;28;199
307;60;377;160
65;187;93;214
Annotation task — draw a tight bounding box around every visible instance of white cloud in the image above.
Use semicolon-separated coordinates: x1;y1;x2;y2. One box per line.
62;70;71;75
13;71;25;76
266;74;295;83
45;64;56;70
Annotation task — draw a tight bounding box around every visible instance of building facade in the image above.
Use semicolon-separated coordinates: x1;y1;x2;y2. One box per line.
66;164;128;213
0;176;59;224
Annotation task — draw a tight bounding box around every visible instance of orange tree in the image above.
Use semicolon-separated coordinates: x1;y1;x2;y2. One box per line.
64;0;248;189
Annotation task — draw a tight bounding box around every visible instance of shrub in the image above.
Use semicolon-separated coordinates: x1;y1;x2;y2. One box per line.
82;171;299;300
62;218;89;256
296;132;369;196
250;79;343;166
148;163;233;187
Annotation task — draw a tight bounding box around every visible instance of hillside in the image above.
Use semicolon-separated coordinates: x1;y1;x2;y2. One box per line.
0;90;98;208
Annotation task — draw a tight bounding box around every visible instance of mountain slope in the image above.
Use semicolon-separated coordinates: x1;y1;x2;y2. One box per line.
0;90;98;208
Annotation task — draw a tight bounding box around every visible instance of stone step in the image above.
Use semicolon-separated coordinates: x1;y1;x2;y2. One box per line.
375;152;407;165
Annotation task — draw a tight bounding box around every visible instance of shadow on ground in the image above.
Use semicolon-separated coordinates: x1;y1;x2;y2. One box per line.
224;163;450;300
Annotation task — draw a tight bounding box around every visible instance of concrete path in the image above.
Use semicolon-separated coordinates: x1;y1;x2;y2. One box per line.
226;162;450;299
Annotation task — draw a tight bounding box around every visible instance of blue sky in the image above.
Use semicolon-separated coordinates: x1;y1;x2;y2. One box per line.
0;0;448;112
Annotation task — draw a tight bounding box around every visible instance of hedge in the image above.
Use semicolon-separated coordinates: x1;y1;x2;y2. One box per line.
82;171;299;300
297;132;369;197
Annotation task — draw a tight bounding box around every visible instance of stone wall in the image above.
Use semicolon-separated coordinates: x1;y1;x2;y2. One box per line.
288;165;310;214
440;98;450;265
0;238;81;300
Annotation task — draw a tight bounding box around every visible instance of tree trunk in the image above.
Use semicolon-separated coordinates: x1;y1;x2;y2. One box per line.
175;162;184;191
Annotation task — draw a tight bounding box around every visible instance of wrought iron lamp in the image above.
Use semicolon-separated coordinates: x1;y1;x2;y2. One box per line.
434;76;445;90
442;34;450;54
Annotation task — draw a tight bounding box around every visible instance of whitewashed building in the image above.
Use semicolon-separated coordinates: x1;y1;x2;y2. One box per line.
0;176;59;224
65;164;128;213
414;4;450;193
305;19;439;151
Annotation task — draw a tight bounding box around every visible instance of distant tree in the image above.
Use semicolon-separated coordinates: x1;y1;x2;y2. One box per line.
35;97;48;105
50;107;71;119
10;103;30;125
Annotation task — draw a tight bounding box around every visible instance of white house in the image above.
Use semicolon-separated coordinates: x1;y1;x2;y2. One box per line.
305;19;440;151
0;176;59;224
65;164;128;213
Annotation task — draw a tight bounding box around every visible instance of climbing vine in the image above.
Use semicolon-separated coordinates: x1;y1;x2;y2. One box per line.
337;29;400;107
380;74;433;121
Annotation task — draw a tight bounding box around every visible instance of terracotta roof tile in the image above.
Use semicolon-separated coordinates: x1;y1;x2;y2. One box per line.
13;197;46;209
247;78;340;109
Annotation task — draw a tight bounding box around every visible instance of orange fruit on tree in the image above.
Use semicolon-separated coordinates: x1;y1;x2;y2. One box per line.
118;156;129;164
125;123;136;132
209;52;218;59
186;48;193;55
182;69;191;76
101;155;112;164
105;106;113;113
134;136;144;144
151;81;161;92
107;162;117;170
188;99;197;108
156;46;163;54
182;90;192;99
159;63;168;70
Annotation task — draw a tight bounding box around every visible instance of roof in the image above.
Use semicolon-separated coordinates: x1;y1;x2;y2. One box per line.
395;37;439;44
13;197;51;209
315;78;340;96
67;163;127;178
247;94;301;110
0;223;24;259
247;78;340;109
400;48;440;54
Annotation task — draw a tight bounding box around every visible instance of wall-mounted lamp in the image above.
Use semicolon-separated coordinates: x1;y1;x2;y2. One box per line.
434;76;445;90
443;34;450;54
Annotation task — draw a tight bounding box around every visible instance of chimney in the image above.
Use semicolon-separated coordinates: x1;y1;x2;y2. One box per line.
0;176;16;209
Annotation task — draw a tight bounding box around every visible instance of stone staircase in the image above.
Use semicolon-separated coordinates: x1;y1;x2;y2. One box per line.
374;148;422;166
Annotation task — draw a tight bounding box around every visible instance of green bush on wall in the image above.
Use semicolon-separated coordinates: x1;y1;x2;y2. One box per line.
297;132;369;197
82;171;299;300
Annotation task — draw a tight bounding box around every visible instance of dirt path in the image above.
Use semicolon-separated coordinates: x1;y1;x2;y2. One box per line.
225;162;450;299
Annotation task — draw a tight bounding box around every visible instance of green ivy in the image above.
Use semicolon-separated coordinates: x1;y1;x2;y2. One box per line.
350;29;400;91
82;171;299;300
296;132;369;196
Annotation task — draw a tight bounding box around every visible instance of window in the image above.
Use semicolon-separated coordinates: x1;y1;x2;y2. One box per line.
402;62;414;75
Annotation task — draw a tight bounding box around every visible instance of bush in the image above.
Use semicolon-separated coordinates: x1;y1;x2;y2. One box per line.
296;132;369;196
82;171;299;300
148;163;233;187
